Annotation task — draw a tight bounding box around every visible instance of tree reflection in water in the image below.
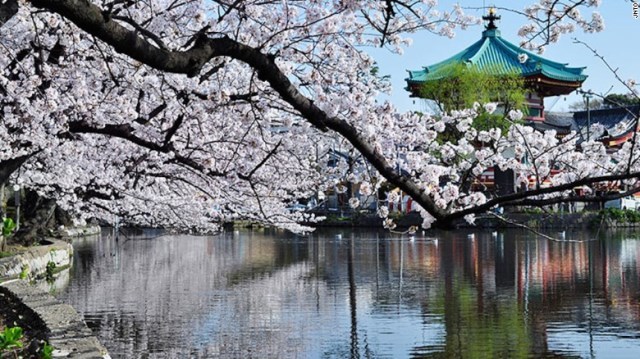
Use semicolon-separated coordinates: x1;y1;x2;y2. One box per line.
57;228;640;358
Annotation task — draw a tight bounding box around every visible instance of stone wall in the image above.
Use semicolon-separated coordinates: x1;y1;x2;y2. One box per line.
0;281;110;358
1;235;110;358
0;239;72;280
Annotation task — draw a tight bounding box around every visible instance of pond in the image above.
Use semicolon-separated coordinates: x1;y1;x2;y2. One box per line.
56;228;640;358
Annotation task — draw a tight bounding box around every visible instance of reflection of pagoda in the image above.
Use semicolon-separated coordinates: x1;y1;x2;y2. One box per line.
405;8;587;122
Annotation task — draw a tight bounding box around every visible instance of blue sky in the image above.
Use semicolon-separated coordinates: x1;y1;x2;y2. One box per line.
367;1;639;113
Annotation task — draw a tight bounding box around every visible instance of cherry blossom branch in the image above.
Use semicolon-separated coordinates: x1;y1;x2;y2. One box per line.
67;120;225;177
447;171;640;222
573;38;640;175
489;212;597;242
28;0;449;221
502;185;640;207
2;0;626;232
239;140;282;180
488;213;560;241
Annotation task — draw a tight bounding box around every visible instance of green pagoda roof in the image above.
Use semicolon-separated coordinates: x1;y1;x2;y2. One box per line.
406;28;587;90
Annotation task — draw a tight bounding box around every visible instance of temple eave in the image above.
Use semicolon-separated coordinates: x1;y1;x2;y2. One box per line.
525;75;583;96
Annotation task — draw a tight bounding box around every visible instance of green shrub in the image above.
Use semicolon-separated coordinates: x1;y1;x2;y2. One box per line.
601;208;640;223
521;207;544;215
45;261;56;282
19;264;29;280
2;217;16;237
626;210;640;223
40;342;54;359
0;326;24;352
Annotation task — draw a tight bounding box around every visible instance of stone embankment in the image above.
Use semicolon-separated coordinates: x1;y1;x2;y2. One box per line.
0;229;109;358
0;281;110;358
0;239;72;281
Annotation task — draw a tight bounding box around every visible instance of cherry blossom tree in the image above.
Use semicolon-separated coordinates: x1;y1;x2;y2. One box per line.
0;0;634;237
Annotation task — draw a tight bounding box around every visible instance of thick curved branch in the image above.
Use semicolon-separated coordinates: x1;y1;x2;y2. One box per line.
29;0;233;76
31;0;448;221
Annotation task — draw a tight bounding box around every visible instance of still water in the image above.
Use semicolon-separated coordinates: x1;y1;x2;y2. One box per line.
56;228;640;358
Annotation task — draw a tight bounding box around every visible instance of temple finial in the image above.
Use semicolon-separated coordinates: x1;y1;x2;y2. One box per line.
482;7;500;30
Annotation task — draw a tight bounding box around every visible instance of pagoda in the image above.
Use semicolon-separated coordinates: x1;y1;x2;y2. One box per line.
405;8;587;122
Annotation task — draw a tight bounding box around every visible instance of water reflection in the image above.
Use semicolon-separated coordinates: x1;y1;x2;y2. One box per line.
56;229;640;358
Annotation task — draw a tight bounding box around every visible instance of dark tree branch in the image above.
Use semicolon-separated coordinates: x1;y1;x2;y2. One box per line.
111;14;167;50
0;152;39;184
501;185;640;207
447;172;640;222
68;120;225;176
136;102;168;125
239;139;282;180
163;114;184;146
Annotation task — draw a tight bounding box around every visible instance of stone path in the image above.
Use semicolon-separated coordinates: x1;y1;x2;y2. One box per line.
0;280;110;358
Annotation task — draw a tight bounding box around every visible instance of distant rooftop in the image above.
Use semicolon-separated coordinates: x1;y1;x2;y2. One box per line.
531;106;639;145
574;105;640;140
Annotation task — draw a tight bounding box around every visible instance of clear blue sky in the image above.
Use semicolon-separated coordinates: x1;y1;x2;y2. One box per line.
367;1;639;113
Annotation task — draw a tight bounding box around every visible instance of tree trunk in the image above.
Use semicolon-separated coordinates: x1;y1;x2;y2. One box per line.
17;190;56;245
16;197;57;246
11;189;74;246
0;155;34;185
